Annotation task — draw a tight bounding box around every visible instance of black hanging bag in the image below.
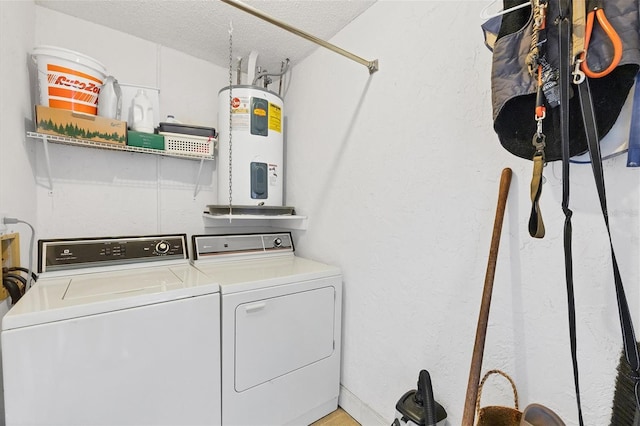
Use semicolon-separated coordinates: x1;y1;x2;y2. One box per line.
489;0;639;161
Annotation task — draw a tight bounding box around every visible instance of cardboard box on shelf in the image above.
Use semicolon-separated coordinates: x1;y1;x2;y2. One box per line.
35;105;127;145
127;131;165;150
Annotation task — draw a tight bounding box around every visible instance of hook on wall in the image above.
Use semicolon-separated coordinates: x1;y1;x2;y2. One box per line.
480;0;532;20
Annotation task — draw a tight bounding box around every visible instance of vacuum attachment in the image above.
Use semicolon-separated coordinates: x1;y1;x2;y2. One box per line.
393;370;447;426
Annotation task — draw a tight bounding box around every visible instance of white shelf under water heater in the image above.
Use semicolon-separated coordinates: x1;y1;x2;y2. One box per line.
203;206;307;230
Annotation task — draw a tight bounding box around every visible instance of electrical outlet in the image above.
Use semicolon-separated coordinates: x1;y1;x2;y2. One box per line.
0;212;7;233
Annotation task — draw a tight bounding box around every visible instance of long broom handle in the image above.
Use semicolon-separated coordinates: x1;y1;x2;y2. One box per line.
461;167;513;426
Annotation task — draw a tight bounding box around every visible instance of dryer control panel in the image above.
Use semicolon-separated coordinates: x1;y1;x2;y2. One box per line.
38;234;188;273
193;232;293;259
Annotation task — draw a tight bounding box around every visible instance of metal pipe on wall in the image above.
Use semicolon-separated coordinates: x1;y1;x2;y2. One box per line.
219;0;379;74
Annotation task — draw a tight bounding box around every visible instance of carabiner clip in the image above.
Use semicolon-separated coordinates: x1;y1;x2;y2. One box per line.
573;54;586;84
532;132;546;157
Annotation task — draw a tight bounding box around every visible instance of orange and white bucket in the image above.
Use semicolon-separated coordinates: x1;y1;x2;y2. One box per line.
32;46;107;115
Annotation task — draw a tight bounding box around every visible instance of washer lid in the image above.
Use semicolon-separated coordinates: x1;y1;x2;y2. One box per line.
64;268;183;300
2;264;218;330
192;255;341;294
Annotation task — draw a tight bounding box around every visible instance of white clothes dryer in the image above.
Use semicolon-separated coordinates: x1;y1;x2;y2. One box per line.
1;234;221;426
192;232;342;426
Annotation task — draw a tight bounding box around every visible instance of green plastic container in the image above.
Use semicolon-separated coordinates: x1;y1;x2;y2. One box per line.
127;131;165;150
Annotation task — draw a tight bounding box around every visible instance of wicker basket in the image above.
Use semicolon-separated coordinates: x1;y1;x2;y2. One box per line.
475;369;522;426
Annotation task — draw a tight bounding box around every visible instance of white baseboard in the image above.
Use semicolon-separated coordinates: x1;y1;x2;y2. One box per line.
339;385;389;426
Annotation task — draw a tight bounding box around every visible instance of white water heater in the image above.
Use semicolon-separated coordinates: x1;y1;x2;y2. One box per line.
217;85;284;206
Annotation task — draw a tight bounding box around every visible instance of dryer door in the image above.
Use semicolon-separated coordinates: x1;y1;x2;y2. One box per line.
234;285;335;392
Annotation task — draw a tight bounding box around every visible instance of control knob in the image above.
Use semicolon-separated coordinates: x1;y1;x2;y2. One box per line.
155;241;170;254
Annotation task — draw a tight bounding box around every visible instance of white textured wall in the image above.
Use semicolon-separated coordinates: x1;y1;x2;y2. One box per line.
285;2;639;425
1;2;639;426
0;3;36;423
32;6;227;239
0;0;37;275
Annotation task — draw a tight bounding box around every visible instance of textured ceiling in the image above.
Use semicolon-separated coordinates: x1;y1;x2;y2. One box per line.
35;0;376;73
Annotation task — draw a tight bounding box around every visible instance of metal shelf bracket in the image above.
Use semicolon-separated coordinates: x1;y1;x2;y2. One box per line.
41;135;54;193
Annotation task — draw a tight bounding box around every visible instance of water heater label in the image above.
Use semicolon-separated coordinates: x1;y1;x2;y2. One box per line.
269;164;279;186
230;96;250;130
268;102;282;133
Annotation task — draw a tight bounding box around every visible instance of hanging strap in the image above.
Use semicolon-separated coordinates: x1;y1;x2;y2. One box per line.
571;0;585;63
556;1;585;425
627;72;640;167
528;0;548;239
576;77;640;412
528;155;546;238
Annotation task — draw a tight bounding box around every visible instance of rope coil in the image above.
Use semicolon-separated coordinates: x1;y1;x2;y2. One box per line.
526;0;544;76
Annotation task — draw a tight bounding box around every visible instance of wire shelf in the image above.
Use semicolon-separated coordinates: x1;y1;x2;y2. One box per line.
27;132;215;161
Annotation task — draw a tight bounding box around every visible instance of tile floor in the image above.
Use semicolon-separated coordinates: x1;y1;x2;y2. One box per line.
311;407;360;426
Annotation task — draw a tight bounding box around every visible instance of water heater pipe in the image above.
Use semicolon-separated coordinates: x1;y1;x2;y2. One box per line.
252;58;290;86
219;0;379;74
247;51;259;85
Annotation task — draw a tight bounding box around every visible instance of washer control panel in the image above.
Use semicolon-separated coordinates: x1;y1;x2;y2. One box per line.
193;232;293;259
38;234;188;273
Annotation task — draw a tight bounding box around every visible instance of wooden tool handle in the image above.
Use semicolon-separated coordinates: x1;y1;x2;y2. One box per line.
461;167;513;426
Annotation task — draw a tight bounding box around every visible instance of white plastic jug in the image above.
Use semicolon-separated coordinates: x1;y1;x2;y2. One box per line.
98;76;122;120
130;89;154;133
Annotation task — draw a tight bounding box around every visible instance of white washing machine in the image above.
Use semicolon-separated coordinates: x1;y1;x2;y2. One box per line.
1;234;221;426
191;232;342;426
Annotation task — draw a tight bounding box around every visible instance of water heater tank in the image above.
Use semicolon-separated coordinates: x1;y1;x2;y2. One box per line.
217;85;284;206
